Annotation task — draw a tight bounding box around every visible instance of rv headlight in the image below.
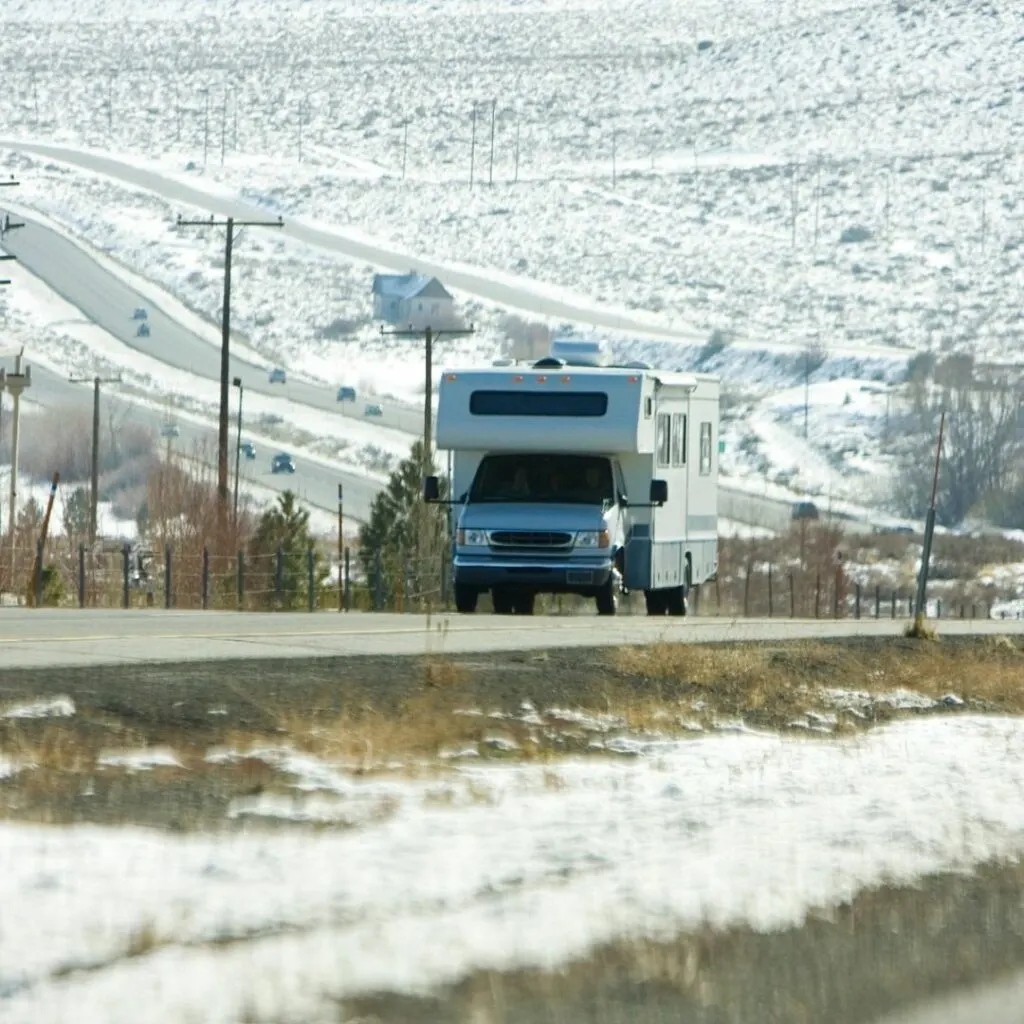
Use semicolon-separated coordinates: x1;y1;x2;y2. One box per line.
575;529;610;549
457;528;488;547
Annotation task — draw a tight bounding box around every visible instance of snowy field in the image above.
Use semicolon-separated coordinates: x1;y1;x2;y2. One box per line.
2;0;1017;508
3;712;1024;1022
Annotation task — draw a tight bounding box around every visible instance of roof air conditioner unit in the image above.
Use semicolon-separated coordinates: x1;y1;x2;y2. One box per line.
548;337;609;367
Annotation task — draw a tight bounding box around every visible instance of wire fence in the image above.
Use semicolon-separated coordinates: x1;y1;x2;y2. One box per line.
0;538;1014;620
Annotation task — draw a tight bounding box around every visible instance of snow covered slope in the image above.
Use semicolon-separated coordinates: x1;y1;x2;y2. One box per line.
0;0;1017;509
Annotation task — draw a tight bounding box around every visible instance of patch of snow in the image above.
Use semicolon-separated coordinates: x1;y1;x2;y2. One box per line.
2;697;76;720
97;749;183;772
5;717;1024;1022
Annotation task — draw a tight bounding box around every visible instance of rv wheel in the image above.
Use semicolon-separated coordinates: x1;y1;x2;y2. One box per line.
454;584;478;614
667;585;687;617
644;590;667;616
596;577;618;616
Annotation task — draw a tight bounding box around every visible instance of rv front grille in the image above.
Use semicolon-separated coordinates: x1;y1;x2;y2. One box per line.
488;530;574;549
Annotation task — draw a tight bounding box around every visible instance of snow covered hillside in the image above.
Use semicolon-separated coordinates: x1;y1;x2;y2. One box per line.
0;0;1019;507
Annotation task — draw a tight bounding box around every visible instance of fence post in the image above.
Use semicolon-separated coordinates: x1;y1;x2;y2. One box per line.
891;590;896;619
833;569;841;619
815;573;821;619
789;572;795;618
875;584;880;619
202;547;210;609
343;547;351;611
338;548;344;612
959;601;964;619
936;598;942;620
78;543;85;609
307;544;315;612
374;549;383;610
855;583;861;620
237;551;245;610
34;539;44;608
164;545;172;610
743;566;751;617
122;543;131;609
767;564;773;618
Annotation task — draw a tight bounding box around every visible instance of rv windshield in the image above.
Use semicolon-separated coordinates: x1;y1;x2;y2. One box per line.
468;454;614;505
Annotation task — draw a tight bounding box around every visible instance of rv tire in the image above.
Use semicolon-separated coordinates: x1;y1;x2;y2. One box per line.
644;589;667;616
596;577;618;616
454;584;478;614
667;585;687;616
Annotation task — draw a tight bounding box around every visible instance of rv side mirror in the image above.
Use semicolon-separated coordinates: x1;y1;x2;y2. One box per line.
618;492;629;508
423;475;440;502
649;479;668;506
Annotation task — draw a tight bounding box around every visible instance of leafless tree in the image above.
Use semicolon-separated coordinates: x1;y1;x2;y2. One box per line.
895;374;1023;526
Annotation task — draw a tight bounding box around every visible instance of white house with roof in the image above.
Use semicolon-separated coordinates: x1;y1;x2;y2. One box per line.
371;271;456;328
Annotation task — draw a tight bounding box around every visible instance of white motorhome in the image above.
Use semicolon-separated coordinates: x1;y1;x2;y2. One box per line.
424;344;720;616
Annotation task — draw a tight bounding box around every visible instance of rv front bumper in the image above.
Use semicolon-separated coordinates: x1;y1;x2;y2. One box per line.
453;556;614;592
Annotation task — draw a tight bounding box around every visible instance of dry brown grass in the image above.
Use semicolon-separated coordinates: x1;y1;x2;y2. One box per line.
612;636;1024;720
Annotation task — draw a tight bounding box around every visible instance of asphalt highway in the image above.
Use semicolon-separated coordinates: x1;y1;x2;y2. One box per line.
0;608;1020;669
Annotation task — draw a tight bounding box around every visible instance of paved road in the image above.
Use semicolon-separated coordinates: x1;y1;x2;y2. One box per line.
0;352;380;522
0;608;1020;670
0;154;885;533
0;212;424;438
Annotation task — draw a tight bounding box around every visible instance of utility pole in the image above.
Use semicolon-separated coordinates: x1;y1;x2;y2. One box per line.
176;214;284;532
380;322;476;465
488;99;496;186
913;410;945;628
337;482;344;612
70;375;122;547
514;111;521;184
221;88;228;165
3;354;31;571
203;88;210;166
469;103;477;188
232;375;243;526
813;156;822;250
1;183;26;568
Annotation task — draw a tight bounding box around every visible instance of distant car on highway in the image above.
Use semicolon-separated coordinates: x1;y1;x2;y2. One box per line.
132;307;148;320
269;367;287;384
136;321;151;337
364;402;383;417
791;501;819;521
336;385;357;402
239;441;256;460
160;423;180;439
271;452;296;474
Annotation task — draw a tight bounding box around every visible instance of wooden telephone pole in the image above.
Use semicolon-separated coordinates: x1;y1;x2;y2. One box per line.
69;374;123;547
175;214;284;537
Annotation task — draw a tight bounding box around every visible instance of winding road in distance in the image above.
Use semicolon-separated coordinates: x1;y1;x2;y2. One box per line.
0;142;855;533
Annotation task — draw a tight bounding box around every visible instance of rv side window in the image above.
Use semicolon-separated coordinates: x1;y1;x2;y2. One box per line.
699;422;713;475
656;413;671;467
671;413;687;466
469;390;608;417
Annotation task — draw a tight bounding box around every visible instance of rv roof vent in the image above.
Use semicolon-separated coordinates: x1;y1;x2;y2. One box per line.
548;337;610;367
532;357;566;368
618;360;652;370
